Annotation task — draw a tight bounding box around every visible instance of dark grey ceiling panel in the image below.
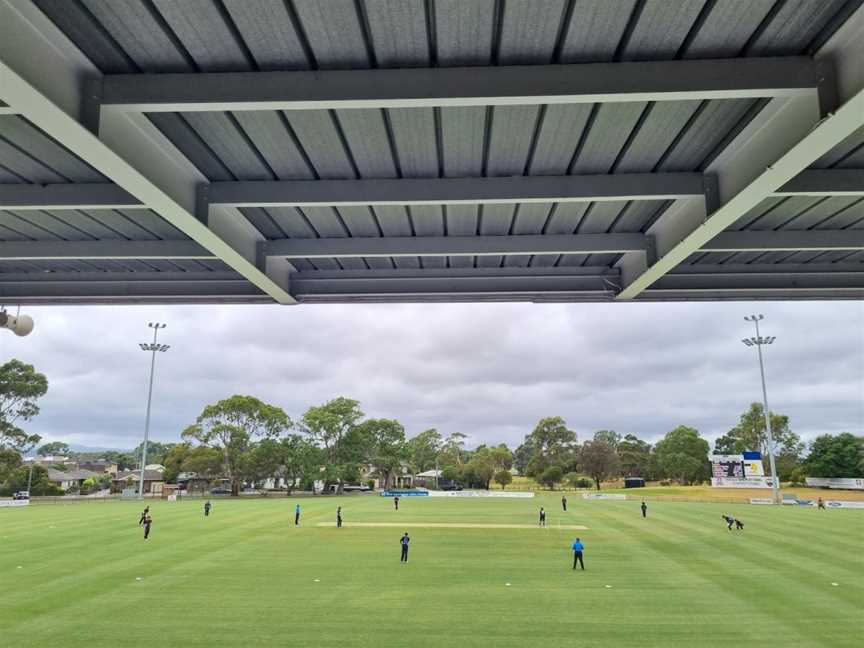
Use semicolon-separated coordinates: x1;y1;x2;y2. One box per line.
614;101;702;173
746;0;856;55
440;107;485;177
283;110;356;179
365;0;430;67
388;108;438;177
223;0;309;71
434;0;495;66
498;0;566;65
0;117;105;182
335;109;398;178
528;104;593;175
292;0;370;69
83;0;192;72
152;0;252;72
682;0;774;58
182;112;273;180
559;0;637;63
620;0;706;61
486;106;541;176
811;125;864;169
569;103;647;174
233;112;315;179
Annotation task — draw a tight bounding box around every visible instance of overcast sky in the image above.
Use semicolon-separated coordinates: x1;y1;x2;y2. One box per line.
3;301;862;453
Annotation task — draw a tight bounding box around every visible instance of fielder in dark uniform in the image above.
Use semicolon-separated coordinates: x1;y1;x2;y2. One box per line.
142;515;152;540
138;506;149;526
734;518;744;530
571;538;585;570
722;514;735;530
539;507;546;527
562;496;567;511
204;501;211;517
337;506;343;528
394;496;400;511
400;532;410;562
641;501;647;518
295;503;301;526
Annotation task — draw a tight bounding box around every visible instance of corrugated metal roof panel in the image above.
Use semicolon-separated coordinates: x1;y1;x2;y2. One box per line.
223;0;309;71
182;112;273;180
233;112;315;179
0;117;105;183
620;0;706;61
746;0;855;55
284;110;356;179
440;107;485;177
486;106;541;176
614;101;702;172
292;0;370;69
335;109;398;178
434;0;494;66
0;208;187;242
559;0;636;63
365;0;430;67
569;103;647;174
528;104;593;175
683;0;774;58
811;125;864;169
388;108;438;177
498;0;566;64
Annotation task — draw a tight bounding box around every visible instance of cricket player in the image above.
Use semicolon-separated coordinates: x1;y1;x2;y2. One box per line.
204;501;211;517
734;518;744;531
722;514;735;530
561;495;567;511
138;506;149;526
400;532;410;562
143;515;153;540
394;496;400;511
337;506;343;528
641;501;647;518
295;503;301;526
539;507;546;527
571;538;585;570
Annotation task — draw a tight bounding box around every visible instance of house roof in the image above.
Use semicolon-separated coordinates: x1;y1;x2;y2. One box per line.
114;470;165;482
46;468;100;482
416;469;443;478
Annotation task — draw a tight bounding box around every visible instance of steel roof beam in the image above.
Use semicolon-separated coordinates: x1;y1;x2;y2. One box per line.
701;229;864;252
0;0;293;303
615;3;864;299
0;183;142;210
210;173;704;207
773;169;864;196
0;240;213;260
100;57;825;112
263;233;647;259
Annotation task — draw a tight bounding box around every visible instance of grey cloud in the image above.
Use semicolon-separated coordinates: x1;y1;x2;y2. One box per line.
5;300;862;451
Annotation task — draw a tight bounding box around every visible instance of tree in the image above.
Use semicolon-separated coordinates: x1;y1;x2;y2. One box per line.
804;433;864;478
437;432;468;467
163;443;192;483
131;441;176;466
37;441;70;457
654;426;710;484
464;446;497;489
181;446;224;480
538;464;563;489
183;395;291;495
493;469;512;490
406;428;441;473
617;434;651;477
0;359;48;450
522;417;578;479
280;435;321;493
578;440;620;490
592;430;621;448
301;397;364;492
355;418;406;490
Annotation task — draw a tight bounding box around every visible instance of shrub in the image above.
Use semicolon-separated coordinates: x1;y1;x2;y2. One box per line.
538;465;564;489
367;480;376;491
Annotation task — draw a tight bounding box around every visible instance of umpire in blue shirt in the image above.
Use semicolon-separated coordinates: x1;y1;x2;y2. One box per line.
571;538;585;570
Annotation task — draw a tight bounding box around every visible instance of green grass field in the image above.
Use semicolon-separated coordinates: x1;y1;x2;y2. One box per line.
2;494;862;647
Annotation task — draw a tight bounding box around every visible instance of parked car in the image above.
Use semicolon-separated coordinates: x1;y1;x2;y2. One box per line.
12;491;29;500
210;487;231;495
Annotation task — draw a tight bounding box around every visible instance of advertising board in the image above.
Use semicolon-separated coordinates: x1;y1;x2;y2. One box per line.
426;490;534;498
824;500;864;509
805;478;864;490
0;499;29;508
710;477;773;488
581;493;626;500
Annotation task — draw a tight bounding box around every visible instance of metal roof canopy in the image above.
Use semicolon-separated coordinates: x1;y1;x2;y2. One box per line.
0;0;862;305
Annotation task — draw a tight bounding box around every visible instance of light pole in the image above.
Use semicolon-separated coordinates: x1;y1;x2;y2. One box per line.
741;314;780;505
138;323;169;499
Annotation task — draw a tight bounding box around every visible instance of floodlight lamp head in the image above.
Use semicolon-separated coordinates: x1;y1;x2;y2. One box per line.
744;314;764;322
741;339;753;346
149;322;166;330
0;309;34;337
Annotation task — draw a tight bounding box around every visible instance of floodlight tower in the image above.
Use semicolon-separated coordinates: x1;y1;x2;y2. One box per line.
741;315;780;505
138;323;169;499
